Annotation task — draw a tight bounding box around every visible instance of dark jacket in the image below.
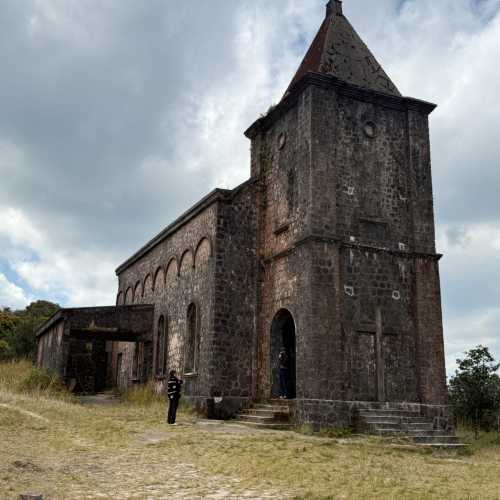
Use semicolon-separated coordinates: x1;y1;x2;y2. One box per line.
279;351;288;371
167;375;183;400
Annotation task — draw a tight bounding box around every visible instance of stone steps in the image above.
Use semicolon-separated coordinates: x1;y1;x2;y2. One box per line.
238;414;289;424
413;435;461;444
359;410;421;418
417;443;467;449
233;420;294;430
359;405;464;449
406;429;455;437
235;401;292;430
360;414;428;422
242;406;290;414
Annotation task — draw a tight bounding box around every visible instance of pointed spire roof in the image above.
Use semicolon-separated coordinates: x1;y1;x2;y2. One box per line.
285;1;401;97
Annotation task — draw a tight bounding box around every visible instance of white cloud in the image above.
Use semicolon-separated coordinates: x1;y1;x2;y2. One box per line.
0;273;32;310
0;0;500;374
0;206;117;307
439;222;500;373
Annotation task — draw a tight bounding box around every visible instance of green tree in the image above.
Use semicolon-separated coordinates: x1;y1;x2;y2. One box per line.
0;309;19;359
0;339;10;360
449;345;500;428
0;309;18;337
0;301;59;361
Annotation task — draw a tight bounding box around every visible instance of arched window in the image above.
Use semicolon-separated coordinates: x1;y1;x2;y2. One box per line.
153;267;165;293
185;303;198;374
156;315;167;377
180;250;194;276
195;238;211;268
125;287;133;305
143;274;153;297
165;258;178;285
133;281;142;303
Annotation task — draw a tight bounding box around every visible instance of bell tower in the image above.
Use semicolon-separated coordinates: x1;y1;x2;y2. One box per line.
246;2;447;409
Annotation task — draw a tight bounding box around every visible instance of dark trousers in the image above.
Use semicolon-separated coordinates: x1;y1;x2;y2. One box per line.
279;368;288;398
168;396;180;424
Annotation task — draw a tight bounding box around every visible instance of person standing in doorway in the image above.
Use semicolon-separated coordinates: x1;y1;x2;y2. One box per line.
278;348;289;399
167;370;183;425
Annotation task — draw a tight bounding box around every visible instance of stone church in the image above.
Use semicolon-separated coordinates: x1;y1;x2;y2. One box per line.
37;1;448;427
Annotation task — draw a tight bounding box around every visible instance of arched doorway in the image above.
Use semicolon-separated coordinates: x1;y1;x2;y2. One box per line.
270;309;296;399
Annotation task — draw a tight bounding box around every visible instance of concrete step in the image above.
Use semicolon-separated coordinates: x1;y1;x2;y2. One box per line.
237;415;288;424
233;420;293;431
240;409;275;417
358;406;464;447
373;429;406;435
413;435;461;445
235;400;293;432
366;421;408;429
362;415;430;424
252;404;290;413
406;429;450;437
406;423;434;431
241;408;289;417
356;403;422;411
359;410;421;418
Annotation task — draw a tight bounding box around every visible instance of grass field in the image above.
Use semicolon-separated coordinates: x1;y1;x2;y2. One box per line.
1;362;500;499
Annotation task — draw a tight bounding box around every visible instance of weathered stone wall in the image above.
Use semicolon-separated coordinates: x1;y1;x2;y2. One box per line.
114;203;218;395
109;73;446;418
292;399;453;432
414;258;447;405
193;181;260;418
250;89;313;403
305;84;444;405
247;78;446;409
340;247;419;402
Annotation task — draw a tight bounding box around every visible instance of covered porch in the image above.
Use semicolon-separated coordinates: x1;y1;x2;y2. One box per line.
36;305;154;393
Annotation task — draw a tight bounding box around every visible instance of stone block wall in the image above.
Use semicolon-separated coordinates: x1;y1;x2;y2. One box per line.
115;203;219;395
246;76;447;408
292;399;453;432
184;180;260;419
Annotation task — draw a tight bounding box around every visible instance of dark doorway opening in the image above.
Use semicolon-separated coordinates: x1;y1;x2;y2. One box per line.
64;339;109;393
270;309;296;399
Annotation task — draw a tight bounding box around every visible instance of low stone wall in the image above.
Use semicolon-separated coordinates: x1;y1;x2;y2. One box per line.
291;399;454;431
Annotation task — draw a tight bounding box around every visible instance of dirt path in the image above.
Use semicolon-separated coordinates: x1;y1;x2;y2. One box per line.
0;397;294;499
0;402;50;423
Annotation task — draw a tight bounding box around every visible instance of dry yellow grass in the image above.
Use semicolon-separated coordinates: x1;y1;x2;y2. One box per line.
1;362;500;499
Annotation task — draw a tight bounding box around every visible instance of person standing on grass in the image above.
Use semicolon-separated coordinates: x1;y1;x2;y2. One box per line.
278;348;289;399
167;370;183;425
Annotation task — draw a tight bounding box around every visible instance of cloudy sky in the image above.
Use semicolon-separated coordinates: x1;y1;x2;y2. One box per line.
0;0;499;374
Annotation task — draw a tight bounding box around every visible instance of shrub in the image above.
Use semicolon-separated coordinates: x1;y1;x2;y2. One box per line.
0;360;71;400
19;366;66;394
123;383;164;406
0;359;33;389
0;339;10;361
